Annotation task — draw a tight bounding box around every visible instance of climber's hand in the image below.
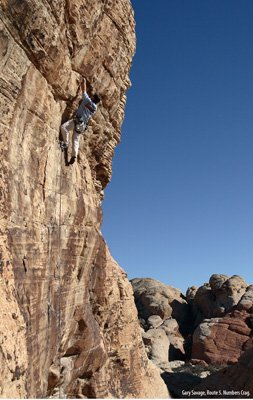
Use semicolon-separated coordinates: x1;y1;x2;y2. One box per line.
80;77;86;93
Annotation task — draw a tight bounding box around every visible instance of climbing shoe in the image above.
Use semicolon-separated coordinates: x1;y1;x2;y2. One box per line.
69;156;76;165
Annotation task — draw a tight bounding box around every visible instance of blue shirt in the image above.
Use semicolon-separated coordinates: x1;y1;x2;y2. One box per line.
76;92;97;124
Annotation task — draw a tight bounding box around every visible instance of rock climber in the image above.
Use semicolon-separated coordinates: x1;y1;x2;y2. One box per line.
60;77;101;164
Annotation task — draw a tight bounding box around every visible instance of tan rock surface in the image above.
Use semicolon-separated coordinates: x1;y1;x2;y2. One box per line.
161;319;185;361
142;328;170;365
0;1;169;398
131;278;189;328
237;285;253;312
187;274;249;325
131;278;188;364
0;261;28;398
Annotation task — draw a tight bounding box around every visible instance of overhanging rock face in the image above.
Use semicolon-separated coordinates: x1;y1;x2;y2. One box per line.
0;1;169;398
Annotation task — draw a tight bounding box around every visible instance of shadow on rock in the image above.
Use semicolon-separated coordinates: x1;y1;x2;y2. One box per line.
161;371;202;398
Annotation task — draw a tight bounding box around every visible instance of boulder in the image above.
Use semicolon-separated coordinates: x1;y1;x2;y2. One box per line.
142;328;170;365
187;274;249;327
192;310;253;365
147;315;163;329
237;285;253;312
131;278;189;364
131;278;189;331
161;318;185;360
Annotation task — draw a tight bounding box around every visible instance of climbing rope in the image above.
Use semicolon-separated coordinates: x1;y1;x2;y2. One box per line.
57;144;63;398
44;140;64;398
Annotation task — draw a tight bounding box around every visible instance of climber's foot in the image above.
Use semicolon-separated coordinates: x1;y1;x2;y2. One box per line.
69;156;76;165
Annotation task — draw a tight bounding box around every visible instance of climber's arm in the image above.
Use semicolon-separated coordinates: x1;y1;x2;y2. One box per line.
80;77;87;94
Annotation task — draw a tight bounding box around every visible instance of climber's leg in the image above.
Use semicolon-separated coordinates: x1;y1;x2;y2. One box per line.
60;119;74;147
72;130;81;158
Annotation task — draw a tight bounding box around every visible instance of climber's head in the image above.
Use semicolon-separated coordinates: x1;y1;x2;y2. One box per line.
92;93;101;104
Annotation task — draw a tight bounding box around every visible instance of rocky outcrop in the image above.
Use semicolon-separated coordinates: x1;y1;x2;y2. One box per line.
131;278;189;330
0;1;168;398
237;285;253;312
192;310;253;365
132;275;253;397
186;274;249;326
188;274;253;366
142;328;170;365
194;348;253;398
131;278;190;367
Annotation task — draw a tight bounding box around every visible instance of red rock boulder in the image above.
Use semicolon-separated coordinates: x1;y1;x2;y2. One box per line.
194;348;253;397
192;310;253;365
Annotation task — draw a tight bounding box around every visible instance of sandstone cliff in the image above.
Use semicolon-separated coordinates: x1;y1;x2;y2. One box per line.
0;1;168;398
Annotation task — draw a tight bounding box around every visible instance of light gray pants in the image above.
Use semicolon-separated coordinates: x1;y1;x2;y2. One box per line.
61;119;81;158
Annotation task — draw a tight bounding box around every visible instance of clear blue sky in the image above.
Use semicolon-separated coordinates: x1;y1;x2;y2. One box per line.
102;0;253;294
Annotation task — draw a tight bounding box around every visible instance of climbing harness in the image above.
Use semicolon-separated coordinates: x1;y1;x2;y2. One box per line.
74;100;96;133
74;116;86;134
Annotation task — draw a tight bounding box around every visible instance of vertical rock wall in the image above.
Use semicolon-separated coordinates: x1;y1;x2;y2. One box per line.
0;1;168;398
